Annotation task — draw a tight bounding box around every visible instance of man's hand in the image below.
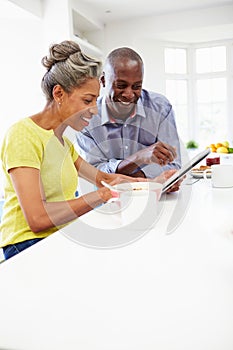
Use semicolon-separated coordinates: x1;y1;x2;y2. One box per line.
116;141;177;176
154;169;184;193
135;141;177;166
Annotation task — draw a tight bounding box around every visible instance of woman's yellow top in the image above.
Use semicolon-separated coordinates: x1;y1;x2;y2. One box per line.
0;118;79;247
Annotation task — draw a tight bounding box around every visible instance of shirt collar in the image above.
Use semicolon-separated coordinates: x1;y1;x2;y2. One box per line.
100;95;146;125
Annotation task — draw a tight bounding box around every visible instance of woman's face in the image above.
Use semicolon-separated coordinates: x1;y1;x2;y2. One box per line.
61;78;100;131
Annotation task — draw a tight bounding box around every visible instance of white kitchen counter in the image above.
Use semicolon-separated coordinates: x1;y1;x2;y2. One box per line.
0;176;233;350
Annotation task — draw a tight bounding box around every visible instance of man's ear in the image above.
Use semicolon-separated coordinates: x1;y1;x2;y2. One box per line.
53;85;64;102
100;72;105;87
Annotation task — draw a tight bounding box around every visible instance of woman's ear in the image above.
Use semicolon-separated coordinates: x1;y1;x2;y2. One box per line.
100;73;105;88
53;85;64;103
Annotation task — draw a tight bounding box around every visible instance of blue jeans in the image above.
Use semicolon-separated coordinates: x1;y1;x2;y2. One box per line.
3;238;44;260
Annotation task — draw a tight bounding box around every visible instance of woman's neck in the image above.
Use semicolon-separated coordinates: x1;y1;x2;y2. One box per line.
30;102;67;144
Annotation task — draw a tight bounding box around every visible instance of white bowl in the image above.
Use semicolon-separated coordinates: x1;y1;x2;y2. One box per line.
113;181;163;200
112;182;163;230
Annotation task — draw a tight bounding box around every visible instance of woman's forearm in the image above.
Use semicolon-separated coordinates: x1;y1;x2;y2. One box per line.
76;156;101;185
27;188;112;233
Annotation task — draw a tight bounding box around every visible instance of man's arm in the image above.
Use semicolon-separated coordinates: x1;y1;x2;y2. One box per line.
76;130;121;173
116;159;146;177
116;141;177;177
76;97;181;179
140;100;182;178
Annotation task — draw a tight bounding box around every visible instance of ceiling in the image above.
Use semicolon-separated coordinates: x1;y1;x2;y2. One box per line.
0;0;33;19
1;0;232;21
76;0;233;23
76;0;233;43
1;0;233;42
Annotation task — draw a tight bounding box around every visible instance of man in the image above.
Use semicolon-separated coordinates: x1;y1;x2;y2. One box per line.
76;47;181;178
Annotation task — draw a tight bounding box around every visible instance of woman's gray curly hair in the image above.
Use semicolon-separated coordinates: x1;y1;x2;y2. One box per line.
41;40;102;101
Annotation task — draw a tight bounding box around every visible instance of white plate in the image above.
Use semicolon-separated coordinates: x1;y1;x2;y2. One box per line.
191;170;211;179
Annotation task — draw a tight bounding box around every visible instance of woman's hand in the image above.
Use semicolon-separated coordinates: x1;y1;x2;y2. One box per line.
97;171;147;188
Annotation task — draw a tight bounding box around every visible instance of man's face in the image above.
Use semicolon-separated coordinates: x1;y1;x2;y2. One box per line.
102;58;143;120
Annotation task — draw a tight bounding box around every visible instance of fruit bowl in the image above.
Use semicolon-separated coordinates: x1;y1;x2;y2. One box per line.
207;141;233;154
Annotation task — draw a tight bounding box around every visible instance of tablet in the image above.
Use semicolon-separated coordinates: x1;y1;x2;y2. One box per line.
162;148;211;193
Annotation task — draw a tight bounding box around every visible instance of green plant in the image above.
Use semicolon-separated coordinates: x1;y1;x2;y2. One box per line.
186;140;199;149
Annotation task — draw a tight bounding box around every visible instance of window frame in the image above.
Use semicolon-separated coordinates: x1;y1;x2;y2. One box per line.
164;40;233;147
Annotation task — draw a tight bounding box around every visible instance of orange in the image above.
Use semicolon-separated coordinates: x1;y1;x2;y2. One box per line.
210;146;217;152
215;142;222;148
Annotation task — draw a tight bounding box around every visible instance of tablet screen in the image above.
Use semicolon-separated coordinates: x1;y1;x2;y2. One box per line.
162;148;211;193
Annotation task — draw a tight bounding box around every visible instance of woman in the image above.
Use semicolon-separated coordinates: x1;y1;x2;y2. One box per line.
0;40;141;260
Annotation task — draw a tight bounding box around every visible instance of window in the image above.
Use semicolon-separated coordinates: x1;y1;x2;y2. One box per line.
196;78;227;144
165;79;188;142
164;48;188;143
165;48;187;74
196;46;226;73
164;43;232;148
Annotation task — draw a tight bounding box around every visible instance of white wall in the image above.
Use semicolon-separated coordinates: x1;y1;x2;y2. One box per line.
0;0;74;147
42;0;72;47
0;17;44;145
0;14;44;194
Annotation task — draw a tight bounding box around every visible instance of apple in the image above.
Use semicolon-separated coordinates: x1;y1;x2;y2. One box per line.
222;141;229;148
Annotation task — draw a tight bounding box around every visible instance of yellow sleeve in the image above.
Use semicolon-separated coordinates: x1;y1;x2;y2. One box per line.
1;121;43;172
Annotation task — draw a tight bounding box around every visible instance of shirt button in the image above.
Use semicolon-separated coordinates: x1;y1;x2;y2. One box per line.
125;145;128;150
124;124;127;127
